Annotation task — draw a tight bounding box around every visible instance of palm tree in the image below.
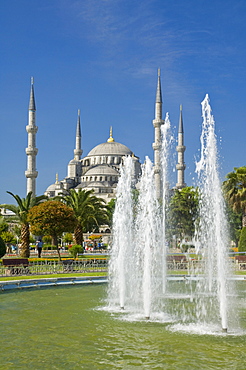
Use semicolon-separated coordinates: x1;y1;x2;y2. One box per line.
0;191;47;257
223;166;246;228
57;189;108;246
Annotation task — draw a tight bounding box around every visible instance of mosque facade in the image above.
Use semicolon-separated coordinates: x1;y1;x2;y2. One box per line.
25;71;186;202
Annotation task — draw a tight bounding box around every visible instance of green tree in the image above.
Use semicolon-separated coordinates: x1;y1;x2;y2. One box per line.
223;166;246;228
62;232;73;245
27;200;76;260
239;227;246;252
1;231;16;245
0;192;47;258
168;186;199;243
56;189;108;246
106;198;116;228
42;235;52;244
226;206;242;247
0;216;8;234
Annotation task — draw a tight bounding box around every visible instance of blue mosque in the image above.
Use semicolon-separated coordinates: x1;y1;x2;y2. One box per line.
25;71;186;202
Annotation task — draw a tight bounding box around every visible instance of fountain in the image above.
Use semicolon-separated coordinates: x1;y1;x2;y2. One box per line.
108;95;239;334
107;113;173;320
194;94;231;333
107;156;134;310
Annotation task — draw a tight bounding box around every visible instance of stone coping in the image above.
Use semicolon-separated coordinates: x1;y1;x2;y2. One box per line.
1;274;245;292
0;276;108;292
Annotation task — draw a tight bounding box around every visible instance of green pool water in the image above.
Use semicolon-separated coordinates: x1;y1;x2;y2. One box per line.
1;283;246;369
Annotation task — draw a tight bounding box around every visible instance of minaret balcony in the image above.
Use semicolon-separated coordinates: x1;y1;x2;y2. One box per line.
176;163;186;171
154;167;161;175
26;125;38;134
152;143;161;151
26;147;38;155
152;119;164;128
25;170;38;178
176;145;186;152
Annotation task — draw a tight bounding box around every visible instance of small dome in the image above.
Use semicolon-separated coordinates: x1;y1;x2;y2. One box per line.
45;179;63;193
45;183;57;192
87;141;132;157
84;165;119;177
69;159;80;165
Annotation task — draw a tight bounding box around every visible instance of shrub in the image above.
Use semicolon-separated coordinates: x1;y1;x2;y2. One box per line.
42;244;57;250
69;245;83;258
181;244;195;253
239;227;246;252
0;236;6;258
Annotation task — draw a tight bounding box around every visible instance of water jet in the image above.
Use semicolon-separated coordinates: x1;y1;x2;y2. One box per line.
107;95;239;335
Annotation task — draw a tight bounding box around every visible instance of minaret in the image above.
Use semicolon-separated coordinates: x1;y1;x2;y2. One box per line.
74;109;83;160
25;77;38;195
176;105;186;189
152;69;164;198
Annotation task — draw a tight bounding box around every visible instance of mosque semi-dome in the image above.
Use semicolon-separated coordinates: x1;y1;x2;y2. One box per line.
83;164;119;177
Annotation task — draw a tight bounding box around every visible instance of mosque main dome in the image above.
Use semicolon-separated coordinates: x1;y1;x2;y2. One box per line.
87;141;132;157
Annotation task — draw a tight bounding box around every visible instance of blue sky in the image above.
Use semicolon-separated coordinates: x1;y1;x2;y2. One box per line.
1;0;245;204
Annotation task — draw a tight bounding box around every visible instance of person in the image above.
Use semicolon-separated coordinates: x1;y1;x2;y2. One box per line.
36;239;43;258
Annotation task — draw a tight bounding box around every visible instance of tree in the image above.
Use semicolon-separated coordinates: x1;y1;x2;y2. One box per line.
226;206;242;247
239;227;246;252
1;231;16;251
106;198;116;228
62;233;73;245
27;200;76;260
56;189;108;246
0;192;47;257
223;166;246;228
0;216;8;234
168;186;199;243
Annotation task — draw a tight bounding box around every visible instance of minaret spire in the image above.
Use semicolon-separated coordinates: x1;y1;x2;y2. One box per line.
152;68;165;198
74;109;83;160
25;77;38;196
176;105;186;189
